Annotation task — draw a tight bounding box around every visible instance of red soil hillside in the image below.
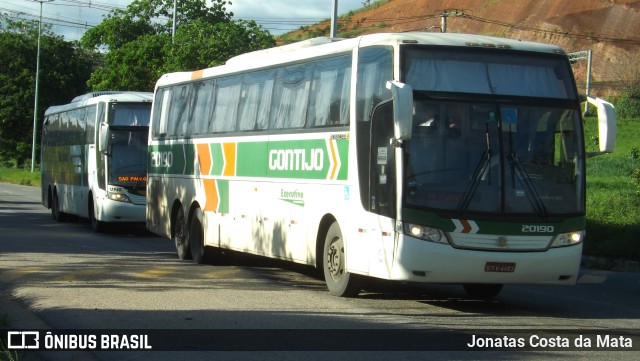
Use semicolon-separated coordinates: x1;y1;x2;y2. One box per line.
286;0;640;96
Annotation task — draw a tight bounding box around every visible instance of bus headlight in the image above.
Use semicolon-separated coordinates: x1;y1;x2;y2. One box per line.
550;231;584;248
404;223;448;244
107;191;132;203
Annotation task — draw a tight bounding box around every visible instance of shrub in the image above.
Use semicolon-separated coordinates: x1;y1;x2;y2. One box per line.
612;96;640;119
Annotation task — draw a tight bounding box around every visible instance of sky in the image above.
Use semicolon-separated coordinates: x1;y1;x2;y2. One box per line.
1;0;366;41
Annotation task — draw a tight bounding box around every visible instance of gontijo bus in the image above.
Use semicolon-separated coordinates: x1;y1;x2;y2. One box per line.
146;33;615;297
41;91;153;232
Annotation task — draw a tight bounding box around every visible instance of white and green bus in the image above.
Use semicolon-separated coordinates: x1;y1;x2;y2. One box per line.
147;33;615;297
41;91;153;232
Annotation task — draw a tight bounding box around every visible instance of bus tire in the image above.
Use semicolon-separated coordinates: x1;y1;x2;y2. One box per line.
189;208;207;264
173;206;192;260
322;221;361;297
51;189;67;222
463;284;503;299
89;199;105;233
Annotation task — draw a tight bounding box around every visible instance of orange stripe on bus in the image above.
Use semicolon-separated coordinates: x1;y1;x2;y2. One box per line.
203;179;219;212
196;143;212;175
191;70;204;80
329;140;338;180
222;142;236;177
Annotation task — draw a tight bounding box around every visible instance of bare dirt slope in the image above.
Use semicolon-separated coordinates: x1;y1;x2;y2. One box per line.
295;0;640;96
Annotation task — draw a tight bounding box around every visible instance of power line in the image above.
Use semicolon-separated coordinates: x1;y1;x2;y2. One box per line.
0;7;98;30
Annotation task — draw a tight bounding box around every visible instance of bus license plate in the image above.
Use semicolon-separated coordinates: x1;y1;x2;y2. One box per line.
485;262;516;273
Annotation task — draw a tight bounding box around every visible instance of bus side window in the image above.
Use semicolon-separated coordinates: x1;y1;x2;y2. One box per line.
308;55;351;127
356;46;393;124
169;84;191;137
76;108;87;145
85;106;97;144
191;80;215;136
211;76;241;133
271;64;311;130
153;88;171;138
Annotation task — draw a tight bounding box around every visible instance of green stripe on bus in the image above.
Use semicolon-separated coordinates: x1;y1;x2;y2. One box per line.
150;137;349;181
236;142;268;177
217;179;229;214
149;143;195;176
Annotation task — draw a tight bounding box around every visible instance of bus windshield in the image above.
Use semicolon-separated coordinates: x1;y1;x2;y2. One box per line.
401;46;577;99
405;100;584;219
109;103;152;126
108;129;148;191
401;47;584;219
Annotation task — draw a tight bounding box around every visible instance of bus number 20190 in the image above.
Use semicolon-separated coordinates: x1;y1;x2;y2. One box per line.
151;151;173;168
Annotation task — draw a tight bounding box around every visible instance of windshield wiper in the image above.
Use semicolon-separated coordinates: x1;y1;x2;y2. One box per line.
457;123;493;215
507;128;549;220
457;149;493;215
508;152;548;220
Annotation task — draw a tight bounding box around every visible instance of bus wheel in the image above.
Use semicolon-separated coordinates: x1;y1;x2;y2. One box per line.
89;199;104;233
189;208;207;264
322;222;361;297
51;190;66;222
463;284;503;299
173;207;191;260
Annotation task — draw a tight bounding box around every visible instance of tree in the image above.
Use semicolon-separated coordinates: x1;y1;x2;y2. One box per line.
0;20;94;167
81;0;275;91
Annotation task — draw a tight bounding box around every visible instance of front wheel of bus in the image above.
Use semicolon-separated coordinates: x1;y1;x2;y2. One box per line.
89;199;105;233
173;207;191;260
463;284;503;299
323;222;361;297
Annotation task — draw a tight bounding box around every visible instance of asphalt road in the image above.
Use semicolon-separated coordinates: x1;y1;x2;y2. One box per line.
0;182;639;360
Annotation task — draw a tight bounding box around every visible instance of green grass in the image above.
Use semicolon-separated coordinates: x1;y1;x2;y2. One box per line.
583;116;640;260
0;167;40;187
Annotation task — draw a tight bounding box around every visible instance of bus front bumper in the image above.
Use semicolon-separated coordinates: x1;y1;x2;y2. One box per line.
389;235;583;285
97;198;146;223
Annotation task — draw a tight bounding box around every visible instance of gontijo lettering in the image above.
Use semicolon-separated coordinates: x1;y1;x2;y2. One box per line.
269;148;323;171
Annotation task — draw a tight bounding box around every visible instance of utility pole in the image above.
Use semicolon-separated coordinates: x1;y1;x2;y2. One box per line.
568;50;593;115
330;0;338;38
438;9;465;33
172;0;177;42
31;0;55;173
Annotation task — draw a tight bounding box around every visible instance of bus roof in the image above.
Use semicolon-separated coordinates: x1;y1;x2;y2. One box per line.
154;32;568;88
45;91;153;116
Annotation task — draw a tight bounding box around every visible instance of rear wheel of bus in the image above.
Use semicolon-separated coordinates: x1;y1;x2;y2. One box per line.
51;187;66;222
189;207;217;264
323;221;361;297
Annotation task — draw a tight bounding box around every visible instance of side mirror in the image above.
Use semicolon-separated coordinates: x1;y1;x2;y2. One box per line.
98;122;109;153
585;96;616;156
386;81;413;141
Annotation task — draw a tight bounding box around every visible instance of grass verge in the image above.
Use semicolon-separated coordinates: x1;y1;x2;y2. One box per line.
0;167;40;188
584;116;640;261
